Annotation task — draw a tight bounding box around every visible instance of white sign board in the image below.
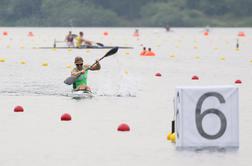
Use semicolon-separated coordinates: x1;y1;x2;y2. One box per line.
175;86;239;148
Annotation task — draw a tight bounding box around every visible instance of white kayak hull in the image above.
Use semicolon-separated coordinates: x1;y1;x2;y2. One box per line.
71;90;94;99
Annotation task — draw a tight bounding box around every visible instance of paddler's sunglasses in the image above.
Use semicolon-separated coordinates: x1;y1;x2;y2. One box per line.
76;63;83;66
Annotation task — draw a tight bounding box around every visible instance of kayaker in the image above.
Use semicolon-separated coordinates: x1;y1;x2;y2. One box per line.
65;31;75;47
75;32;92;48
140;47;146;56
71;56;101;91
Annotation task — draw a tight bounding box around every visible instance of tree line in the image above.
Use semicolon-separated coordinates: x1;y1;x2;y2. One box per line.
0;0;251;27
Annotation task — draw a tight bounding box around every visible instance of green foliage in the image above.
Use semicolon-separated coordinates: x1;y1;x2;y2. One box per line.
0;0;251;26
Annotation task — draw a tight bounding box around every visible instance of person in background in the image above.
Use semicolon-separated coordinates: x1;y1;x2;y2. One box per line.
140;47;147;55
75;32;92;48
65;31;75;47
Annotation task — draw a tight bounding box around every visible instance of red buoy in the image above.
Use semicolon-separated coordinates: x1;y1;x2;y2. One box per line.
192;75;199;80
28;32;34;37
204;31;209;36
3;32;8;36
14;106;24;112
238;32;245;37
117;123;130;131
61;113;72;121
155;73;162;77
235;80;242;84
103;32;108;36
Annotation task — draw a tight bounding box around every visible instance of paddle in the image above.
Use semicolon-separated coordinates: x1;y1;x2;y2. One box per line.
64;47;119;85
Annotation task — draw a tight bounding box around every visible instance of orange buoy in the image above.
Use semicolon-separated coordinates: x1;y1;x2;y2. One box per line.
235;80;242;84
117;123;130;131
192;75;199;80
204;31;208;36
14;106;24;112
61;113;72;121
155;73;162;77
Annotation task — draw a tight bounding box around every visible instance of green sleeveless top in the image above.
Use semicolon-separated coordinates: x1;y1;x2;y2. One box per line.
73;67;89;89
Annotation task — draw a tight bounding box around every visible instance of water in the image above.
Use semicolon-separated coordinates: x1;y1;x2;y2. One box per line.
0;27;251;165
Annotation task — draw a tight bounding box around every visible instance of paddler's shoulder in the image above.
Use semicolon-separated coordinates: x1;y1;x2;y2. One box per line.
71;67;78;72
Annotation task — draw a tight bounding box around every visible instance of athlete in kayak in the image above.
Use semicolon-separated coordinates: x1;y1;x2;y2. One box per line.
75;32;93;48
65;31;75;47
71;56;101;91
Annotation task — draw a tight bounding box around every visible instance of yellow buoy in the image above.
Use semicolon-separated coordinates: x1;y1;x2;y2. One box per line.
236;48;240;51
124;70;128;75
42;62;48;67
170;133;176;143
67;48;72;52
220;56;225;61
195;56;200;60
167;132;172;141
250;60;252;63
0;58;5;62
66;64;72;69
169;54;176;58
51;48;57;51
20;61;26;64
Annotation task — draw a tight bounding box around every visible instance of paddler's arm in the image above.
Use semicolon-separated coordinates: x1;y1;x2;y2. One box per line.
89;60;101;71
71;68;85;77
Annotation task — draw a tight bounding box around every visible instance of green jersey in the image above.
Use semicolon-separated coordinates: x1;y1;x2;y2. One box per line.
72;67;88;89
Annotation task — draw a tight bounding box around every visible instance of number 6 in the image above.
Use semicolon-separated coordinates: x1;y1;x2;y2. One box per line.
195;92;227;140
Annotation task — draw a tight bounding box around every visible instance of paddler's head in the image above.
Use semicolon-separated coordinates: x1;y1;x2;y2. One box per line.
79;32;83;37
69;31;72;35
74;56;84;70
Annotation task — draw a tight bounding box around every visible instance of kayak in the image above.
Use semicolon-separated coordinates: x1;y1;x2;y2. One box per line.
70;90;94;99
37;46;133;49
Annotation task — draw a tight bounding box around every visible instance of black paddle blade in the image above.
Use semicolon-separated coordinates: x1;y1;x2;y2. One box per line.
96;42;104;47
64;76;76;85
105;47;118;57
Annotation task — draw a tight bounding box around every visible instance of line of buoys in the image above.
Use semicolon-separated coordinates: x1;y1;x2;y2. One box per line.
61;113;72;121
14;105;24;112
117;123;130;131
140;47;156;56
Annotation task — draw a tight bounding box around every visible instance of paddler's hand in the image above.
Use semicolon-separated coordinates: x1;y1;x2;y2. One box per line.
81;69;86;74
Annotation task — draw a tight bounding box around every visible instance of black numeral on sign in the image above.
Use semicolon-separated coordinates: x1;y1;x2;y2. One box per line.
195;92;227;140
